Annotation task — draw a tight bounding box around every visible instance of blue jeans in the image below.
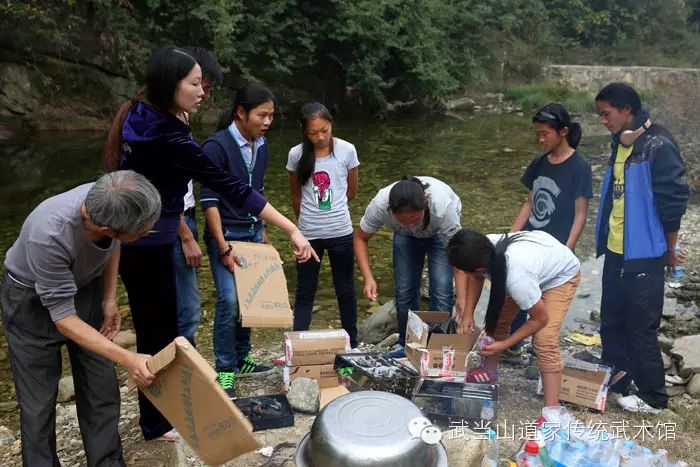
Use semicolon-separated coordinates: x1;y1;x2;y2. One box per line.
207;226;263;372
173;213;201;346
293;233;358;348
393;232;453;345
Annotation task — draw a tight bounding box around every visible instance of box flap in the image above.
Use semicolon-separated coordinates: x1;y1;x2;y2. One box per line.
140;338;260;464
319;386;350;410
426;332;474;350
232;242;292;328
406;311;429;346
413;310;451;323
127;339;178;391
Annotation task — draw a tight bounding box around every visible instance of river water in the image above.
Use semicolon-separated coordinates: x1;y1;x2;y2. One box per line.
0;113;611;424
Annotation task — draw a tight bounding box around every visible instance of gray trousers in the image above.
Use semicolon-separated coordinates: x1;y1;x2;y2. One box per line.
0;272;125;467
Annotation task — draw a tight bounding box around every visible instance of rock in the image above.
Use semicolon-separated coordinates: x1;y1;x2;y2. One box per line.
525;366;540;380
589;309;601;322
0;64;40;116
358;299;397;344
662;352;672;370
0;401;18;412
0;426;16;446
666;385;686;397
688;374;700;397
662;297;678;318
287;378;319;414
378;333;399;349
671;335;700;373
658;408;683;422
658;335;674;353
113;330;136;349
57;376;75;403
442;427;487;467
445;97;475;113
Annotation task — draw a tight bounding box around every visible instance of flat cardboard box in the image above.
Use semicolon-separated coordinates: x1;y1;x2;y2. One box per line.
284;330;351;366
136;337;260;465
537;357;612;411
232;241;293;328
405;310;481;377
283;364;339;390
319;385;350;410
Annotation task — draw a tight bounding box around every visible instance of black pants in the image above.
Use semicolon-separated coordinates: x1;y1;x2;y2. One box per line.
0;272;125;466
293;233;358;347
600;251;668;409
119;243;179;440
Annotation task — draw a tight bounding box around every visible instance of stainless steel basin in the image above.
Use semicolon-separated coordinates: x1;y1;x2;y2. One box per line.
295;391;448;467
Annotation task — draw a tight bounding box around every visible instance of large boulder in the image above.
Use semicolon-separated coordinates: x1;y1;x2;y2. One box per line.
688;374;700;398
57;376;75;403
113;330;137;349
287;378;319;414
442;426;488;467
358;299;397;344
671;335;700;374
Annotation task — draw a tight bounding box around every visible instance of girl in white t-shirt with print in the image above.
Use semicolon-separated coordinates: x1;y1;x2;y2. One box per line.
287;102;359;347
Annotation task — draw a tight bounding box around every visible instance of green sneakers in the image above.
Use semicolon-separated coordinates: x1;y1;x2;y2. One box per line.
217;371;236;399
237;354;275;379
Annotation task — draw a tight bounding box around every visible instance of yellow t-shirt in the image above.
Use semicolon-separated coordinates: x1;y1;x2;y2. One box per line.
607;145;633;253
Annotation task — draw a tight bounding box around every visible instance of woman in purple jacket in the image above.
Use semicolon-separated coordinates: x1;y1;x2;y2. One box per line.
103;45;317;441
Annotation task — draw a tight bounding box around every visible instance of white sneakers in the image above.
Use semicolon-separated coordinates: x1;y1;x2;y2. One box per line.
616;394;661;414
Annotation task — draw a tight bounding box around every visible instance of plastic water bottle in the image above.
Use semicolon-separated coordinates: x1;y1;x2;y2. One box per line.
481;429;498;467
516;441;543;466
480;400;496;420
668;244;685;288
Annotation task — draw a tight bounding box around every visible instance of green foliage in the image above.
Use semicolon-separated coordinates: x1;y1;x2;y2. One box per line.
503;82;595;112
2;0;700;115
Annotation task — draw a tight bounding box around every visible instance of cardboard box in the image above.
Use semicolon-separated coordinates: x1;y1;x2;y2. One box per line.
319;385;350;410
135;337;260;465
537;357;613;411
283;364;339;390
232;241;293;328
412;379;497;428
284;330;351;366
334;353;421;399
405;310;481;377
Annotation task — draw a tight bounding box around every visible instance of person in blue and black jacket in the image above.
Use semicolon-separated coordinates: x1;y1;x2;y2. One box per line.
594;82;689;414
200;83;277;400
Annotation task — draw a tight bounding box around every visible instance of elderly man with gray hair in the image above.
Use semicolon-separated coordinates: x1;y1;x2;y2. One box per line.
1;170;161;466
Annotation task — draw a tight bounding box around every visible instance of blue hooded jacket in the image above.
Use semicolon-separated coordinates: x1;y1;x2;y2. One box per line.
595;113;689;270
119;102;267;244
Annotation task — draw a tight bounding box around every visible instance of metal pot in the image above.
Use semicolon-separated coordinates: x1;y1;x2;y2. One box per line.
295;391;448;467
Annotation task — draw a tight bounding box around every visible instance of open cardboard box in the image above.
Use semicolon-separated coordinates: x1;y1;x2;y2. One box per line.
132;337;260;465
537;357;615;411
405;310;481;377
284;329;351;366
232;241;293;328
283;363;339;390
319;385;350;410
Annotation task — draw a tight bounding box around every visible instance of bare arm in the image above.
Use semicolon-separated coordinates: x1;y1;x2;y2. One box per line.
204;206;239;272
484;299;548;354
347;167;359;201
288;171;302;219
55;315;154;387
455;271;483;332
258;203;320;263
100;247;121;340
565;196;589;250
353;227;377;300
511;193;532;232
178;215;202;267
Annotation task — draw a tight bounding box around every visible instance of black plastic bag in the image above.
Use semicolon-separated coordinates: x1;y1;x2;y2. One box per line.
428;317;459;335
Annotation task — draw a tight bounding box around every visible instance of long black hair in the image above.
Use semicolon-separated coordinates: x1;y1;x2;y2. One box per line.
104;45;196;171
388;176;430;229
532;103;582;149
296;102;334;186
215;83;276;131
447;229;526;334
595;82;642;114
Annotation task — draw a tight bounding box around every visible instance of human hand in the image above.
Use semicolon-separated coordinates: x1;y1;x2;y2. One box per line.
126;353;155;388
458;314;475;334
668;246;688;269
100;298;121;340
182;237;202;268
290;230;319;263
480;339;509;357
363;277;378;301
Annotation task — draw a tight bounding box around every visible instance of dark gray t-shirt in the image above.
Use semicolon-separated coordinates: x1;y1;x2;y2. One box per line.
4;183;118;321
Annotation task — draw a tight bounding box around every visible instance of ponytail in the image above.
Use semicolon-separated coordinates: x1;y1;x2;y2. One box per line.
104;88;146;172
566;122;582;149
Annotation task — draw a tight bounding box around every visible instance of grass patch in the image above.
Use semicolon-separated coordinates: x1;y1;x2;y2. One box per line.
503;81;595;113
